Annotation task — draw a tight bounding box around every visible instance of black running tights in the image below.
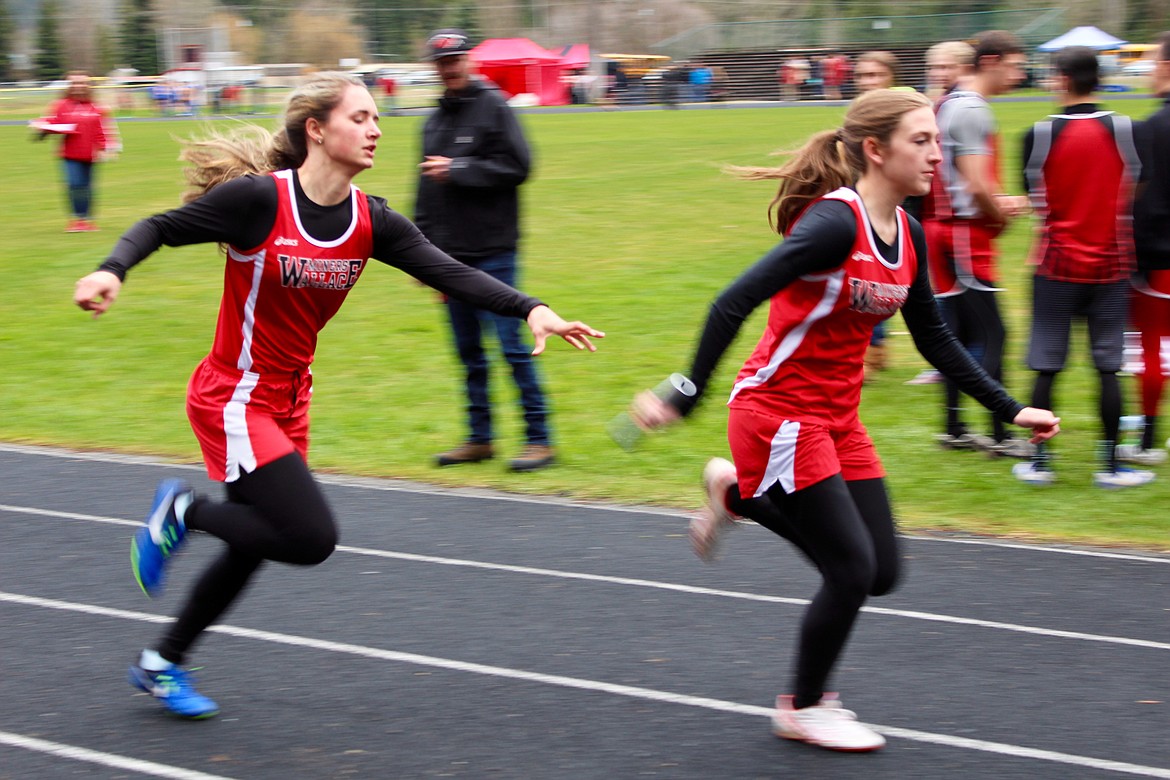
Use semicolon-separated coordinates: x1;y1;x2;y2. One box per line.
943;288;1007;440
1031;369;1122;466
727;476;900;709
156;453;338;664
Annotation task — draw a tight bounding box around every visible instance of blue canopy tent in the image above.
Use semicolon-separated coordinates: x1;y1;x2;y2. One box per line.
1037;26;1127;52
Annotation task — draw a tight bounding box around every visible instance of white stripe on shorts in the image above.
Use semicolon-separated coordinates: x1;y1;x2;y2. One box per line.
758;419;801;497
222;371;260;482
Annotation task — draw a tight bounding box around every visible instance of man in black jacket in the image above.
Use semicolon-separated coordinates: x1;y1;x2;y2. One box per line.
415;29;554;472
1127;32;1170;462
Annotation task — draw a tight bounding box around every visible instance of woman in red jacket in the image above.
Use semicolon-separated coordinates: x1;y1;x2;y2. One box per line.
31;72;121;232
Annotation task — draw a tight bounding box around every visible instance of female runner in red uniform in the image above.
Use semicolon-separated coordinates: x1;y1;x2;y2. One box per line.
632;89;1059;752
73;72;603;719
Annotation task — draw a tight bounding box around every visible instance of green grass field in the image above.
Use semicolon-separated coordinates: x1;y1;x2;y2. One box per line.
3;98;1167;550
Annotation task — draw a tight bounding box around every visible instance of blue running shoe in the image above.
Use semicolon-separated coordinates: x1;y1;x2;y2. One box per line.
131;479;192;598
128;663;219;719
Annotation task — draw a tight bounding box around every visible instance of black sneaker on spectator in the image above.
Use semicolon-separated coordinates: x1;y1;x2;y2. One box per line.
990;436;1037;459
936;432;976;450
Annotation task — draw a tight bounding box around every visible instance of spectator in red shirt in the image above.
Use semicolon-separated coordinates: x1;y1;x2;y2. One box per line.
31;71;121;232
378;73;398;115
822;52;847;100
1014;46;1148;488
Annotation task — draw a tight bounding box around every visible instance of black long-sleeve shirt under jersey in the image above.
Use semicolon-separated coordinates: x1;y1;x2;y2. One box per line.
97;171;542;319
677;198;1024;422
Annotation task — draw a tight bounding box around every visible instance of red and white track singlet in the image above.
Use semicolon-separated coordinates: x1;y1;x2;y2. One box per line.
727;188;918;496
188;169;374;481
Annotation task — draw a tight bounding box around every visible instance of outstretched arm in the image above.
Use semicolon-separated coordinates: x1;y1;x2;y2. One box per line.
74;270;122;318
527;305;604;355
902;224;1059;441
372;204;602;354
1012;407;1061;444
73;175;277;316
633;199;856;428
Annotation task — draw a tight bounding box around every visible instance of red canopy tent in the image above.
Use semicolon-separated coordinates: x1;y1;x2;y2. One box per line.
470;38;568;106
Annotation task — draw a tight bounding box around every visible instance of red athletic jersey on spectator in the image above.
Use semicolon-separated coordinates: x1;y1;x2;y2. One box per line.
925;90;1004;288
210;169;374;376
1024;111;1140;283
727;188;918;429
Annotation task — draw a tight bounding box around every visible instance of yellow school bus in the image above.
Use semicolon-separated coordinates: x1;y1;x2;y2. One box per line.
1115;44;1158;65
599;54;671;78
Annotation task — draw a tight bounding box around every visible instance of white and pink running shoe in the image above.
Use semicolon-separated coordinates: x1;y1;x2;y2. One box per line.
690;457;741;562
772;694;886;752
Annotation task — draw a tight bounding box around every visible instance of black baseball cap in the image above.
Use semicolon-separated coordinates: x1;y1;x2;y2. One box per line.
426;29;473;61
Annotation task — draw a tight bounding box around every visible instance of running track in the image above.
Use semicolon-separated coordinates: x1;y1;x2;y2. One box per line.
1;443;1167;779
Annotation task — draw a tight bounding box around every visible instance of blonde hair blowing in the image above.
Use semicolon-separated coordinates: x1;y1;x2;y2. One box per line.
927;40;975;67
179;72;365;203
729;89;931;235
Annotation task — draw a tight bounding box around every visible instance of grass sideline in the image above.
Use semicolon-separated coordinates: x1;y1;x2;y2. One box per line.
3;100;1167;551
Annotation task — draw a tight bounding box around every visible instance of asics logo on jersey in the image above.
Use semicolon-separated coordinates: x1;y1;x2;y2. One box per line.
850;250;875;263
849;279;909;316
278;255;364;291
274;237;299;247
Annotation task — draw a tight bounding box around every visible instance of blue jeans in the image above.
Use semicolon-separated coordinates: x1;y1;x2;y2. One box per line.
63;159;95;219
446;251;550;445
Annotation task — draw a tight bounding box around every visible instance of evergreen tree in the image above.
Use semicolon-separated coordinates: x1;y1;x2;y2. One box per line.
1127;0;1170;41
96;25;119;75
0;0;12;81
121;0;159;75
354;0;448;61
212;1;289;65
451;3;481;44
35;0;65;80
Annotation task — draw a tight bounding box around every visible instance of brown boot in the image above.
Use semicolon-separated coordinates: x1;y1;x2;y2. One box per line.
862;343;887;383
435;442;494;467
509;444;555;472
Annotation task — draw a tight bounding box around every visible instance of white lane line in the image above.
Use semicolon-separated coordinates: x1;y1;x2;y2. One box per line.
3;444;1169;559
0;729;236;780
0;444;678;517
2;504;1168;651
902;536;1170;564
0;504;138;527
2;591;1168;779
872;727;1170;779
333;545;1170;651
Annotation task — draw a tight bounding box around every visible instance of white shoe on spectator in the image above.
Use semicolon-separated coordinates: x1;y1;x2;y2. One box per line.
1093;467;1156;489
1116;444;1168;466
1013;461;1055;485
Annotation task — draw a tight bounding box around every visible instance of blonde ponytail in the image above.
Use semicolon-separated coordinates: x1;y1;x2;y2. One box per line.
178;71;366;203
179;124;277;203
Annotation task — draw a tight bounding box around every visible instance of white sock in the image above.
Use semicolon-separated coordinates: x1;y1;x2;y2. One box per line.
173;492;193;527
138;649;172;672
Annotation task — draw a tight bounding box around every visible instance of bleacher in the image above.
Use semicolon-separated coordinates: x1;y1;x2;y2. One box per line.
693;46;932;102
653;8;1067;103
